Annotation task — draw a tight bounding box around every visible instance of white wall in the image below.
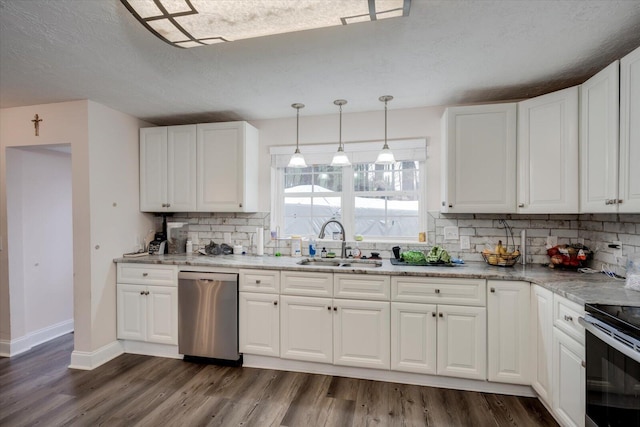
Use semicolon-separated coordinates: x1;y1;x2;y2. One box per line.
6;147;73;344
249;105;446;212
0;100;153;362
87;100;154;350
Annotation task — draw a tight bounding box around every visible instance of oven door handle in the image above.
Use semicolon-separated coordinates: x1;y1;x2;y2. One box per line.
579;315;640;364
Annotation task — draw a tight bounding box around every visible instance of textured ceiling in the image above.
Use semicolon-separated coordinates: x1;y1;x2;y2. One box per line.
1;0;640;125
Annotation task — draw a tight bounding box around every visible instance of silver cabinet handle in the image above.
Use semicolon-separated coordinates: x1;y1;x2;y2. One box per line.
448;204;453;208
327;306;331;311
333;307;338;311
142;272;148;277
432;312;436;317
255;280;261;284
439;312;443;318
273;301;278;306
490;287;496;293
435;289;440;294
564;314;573;322
239;203;243;208
518;203;525;208
140;291;145;295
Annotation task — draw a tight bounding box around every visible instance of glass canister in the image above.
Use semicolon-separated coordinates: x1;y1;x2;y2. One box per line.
625;253;640;292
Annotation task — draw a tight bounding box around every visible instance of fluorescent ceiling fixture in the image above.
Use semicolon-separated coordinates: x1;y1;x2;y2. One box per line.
121;0;411;48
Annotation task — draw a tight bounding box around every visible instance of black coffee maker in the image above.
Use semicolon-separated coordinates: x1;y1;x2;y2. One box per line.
148;214;168;254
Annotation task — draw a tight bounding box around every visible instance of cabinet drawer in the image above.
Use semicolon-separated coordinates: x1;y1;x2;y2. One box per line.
281;271;333;297
334;274;390;300
117;263;178;286
239;269;280;293
391;277;486;306
553;294;585;345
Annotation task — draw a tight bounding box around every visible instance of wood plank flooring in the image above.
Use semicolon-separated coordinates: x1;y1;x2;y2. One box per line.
0;334;558;426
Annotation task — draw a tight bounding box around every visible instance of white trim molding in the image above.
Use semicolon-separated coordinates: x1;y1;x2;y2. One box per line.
69;340;124;370
0;319;74;357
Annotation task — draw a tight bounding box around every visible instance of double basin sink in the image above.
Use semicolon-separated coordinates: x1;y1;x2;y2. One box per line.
296;257;383;269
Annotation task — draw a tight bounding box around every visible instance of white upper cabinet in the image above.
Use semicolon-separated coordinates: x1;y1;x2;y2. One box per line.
140;125;197;212
580;61;620;212
196;121;259;212
517;87;579;213
441;103;517;213
619;46;640;212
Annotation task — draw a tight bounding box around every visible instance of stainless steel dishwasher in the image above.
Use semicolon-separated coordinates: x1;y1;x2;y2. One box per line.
178;271;241;365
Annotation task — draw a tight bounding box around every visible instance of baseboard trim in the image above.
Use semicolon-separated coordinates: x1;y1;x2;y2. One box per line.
122;340;182;359
69;340;124;370
243;355;536;397
0;319;74;357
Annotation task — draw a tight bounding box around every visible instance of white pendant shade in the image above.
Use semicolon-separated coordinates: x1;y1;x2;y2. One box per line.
331;149;350;166
288;150;307;168
375;145;396;164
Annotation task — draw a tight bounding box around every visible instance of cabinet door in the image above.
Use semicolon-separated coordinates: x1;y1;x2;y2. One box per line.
553;328;586;427
146;285;178;345
139;127;168;212
487;281;530;385
518;86;579;213
531;285;554;406
619;46;640;212
239;292;280;357
391;302;437;374
333;299;390;369
196;122;259;212
117;284;146;341
166;125;197;212
580;61;620;213
441;103;517;213
280;295;333;363
437;305;487;380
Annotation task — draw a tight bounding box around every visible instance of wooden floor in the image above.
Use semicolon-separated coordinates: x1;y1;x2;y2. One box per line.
0;334;558;427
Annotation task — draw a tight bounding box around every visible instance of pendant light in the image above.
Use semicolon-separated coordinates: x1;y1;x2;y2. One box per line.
375;95;396;165
288;103;307;168
331;99;350;167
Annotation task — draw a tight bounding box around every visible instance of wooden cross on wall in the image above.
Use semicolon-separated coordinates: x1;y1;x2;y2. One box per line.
31;114;42;136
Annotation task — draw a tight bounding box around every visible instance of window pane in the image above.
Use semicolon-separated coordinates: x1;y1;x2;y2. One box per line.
285;165;342;192
353;162;419;192
284;196;341;236
354;194;419;237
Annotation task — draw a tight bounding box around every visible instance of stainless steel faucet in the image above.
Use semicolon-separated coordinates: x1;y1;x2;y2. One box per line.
318;219;347;259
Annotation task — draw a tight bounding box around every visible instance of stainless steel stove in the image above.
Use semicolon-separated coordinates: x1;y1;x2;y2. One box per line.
581;304;640;427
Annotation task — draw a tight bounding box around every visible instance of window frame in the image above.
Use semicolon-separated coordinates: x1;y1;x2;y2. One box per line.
270;139;427;242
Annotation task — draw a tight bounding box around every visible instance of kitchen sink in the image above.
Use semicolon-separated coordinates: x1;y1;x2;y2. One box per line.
296;258;383;269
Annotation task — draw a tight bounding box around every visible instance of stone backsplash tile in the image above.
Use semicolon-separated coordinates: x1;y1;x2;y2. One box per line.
168;211;638;276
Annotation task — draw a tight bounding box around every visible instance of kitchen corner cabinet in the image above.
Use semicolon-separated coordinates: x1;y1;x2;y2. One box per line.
140;125;197;212
116;264;178;345
487;281;530;385
440;103;517;213
196;122;259;212
531;284;553;406
517;86;579;213
579;61;620;213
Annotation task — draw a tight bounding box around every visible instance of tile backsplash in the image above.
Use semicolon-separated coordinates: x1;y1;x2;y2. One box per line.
164;211;639;276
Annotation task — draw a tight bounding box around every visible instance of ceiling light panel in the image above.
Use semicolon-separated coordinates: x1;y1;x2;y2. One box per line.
121;0;410;48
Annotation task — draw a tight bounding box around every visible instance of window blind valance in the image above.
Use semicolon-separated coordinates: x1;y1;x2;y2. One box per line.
270;138;427;168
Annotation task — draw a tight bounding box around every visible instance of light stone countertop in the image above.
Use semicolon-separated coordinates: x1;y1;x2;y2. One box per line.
115;254;640;308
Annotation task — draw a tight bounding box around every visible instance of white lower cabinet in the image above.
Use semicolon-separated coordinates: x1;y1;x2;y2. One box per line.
280;295;333;363
552;328;585;427
390;277;487;381
487;281;530;385
239;292;280;357
437;304;487;380
333;299;390;369
531;285;554;406
116;283;178;345
391;302;437;374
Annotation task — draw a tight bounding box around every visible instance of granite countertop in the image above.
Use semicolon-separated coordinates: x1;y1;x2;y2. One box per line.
115;254;640;308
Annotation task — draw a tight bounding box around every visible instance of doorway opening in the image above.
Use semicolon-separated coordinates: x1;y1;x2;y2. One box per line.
5;144;74;355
